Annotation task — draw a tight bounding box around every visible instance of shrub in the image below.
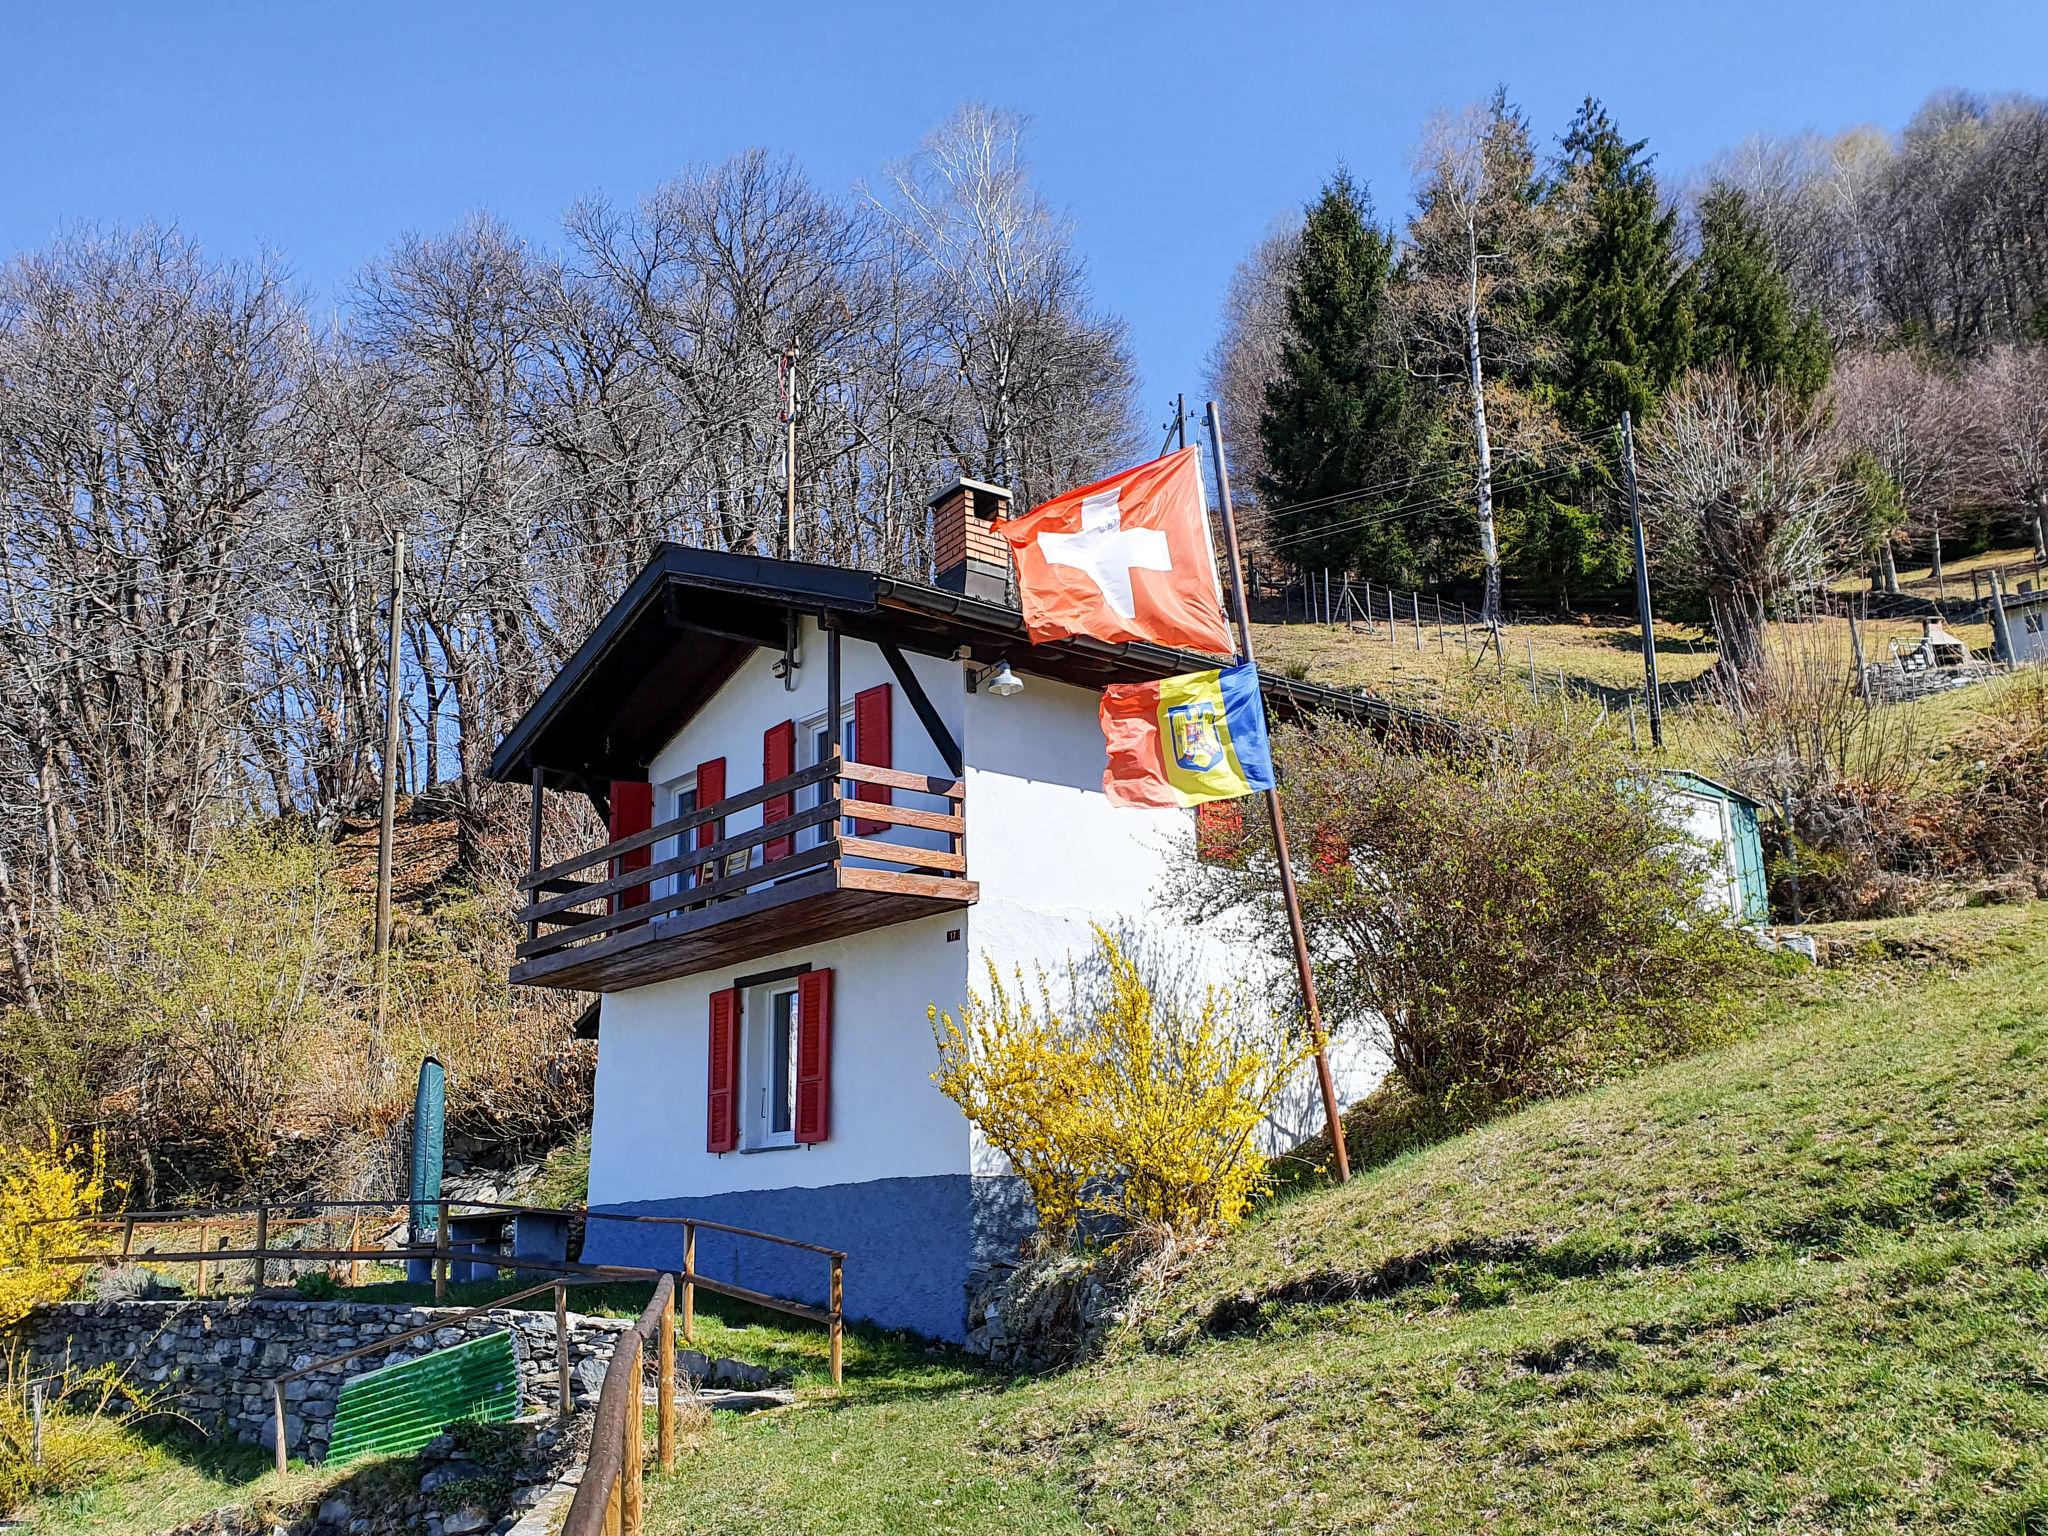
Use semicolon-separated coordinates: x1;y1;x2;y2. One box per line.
930;928;1307;1246
1197;708;1761;1139
0;1125;110;1329
0;1356;174;1515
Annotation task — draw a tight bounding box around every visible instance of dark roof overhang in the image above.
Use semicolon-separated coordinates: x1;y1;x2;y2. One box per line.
488;544;1455;787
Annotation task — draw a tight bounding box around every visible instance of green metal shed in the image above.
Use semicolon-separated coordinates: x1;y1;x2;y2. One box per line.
1660;770;1770;925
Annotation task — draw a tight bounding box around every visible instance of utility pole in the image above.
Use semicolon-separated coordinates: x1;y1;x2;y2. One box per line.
1621;412;1664;749
372;531;406;1066
1159;393;1190;456
1206;401;1349;1184
779;344;801;559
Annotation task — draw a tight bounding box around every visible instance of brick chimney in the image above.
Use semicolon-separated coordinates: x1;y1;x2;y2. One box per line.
930;476;1015;604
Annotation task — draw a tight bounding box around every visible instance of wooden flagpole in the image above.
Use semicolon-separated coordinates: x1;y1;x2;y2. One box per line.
1204;402;1350;1183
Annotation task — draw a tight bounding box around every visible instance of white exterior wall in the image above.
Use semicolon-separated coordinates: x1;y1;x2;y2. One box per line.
586;913;969;1206
958;672;1383;1160
585;634;1383;1218
586;619;971;1213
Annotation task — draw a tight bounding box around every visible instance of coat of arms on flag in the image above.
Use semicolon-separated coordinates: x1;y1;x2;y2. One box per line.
997;446;1234;655
1099;662;1275;808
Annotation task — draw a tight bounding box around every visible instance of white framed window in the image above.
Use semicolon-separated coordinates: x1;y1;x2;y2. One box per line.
655;778;709;898
741;980;801;1149
797;704;857;846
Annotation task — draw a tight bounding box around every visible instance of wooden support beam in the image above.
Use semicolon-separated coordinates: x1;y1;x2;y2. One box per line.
877;640;964;776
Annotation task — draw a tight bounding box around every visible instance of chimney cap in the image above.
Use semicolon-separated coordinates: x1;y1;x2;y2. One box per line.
928;476;1014;510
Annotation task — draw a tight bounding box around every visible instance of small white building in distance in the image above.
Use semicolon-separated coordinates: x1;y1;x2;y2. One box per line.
1995;580;2048;666
487;481;1399;1341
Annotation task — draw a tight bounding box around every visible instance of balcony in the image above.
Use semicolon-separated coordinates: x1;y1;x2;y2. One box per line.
511;758;976;992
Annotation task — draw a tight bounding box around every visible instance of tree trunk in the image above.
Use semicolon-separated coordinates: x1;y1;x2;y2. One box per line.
0;849;43;1020
1709;589;1770;695
1465;218;1501;630
2034;496;2046;564
1882;542;1901;594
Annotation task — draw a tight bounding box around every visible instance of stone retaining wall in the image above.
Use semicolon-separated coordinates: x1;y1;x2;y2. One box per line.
20;1299;630;1461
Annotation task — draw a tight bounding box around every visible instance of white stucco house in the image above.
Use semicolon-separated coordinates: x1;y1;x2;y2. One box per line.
487;480;1404;1340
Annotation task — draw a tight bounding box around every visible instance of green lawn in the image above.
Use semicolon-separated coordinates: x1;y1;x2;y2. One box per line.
21;1425;349;1536
642;905;2048;1535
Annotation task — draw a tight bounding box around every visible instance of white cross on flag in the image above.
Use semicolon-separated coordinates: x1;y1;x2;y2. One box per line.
996;446;1234;654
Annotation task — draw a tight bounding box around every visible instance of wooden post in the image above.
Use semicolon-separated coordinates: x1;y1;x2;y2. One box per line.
555;1283;572;1418
1205;402;1349;1183
347;1213;361;1289
658;1283;676;1471
1848;601;1874;707
828;1257;844;1389
1782;790;1805;925
1622;412;1664;749
1411;592;1423;650
120;1215;135;1262
272;1380;288;1476
605;1473;622;1536
622;1344;645;1536
433;1199;449;1303
681;1222;696;1343
197;1219;209;1296
1990;570;2016;669
253;1204;269;1291
527;767;545;949
1386;586;1397;649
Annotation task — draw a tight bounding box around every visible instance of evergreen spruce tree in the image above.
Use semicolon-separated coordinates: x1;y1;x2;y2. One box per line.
1690;183;1833;409
1546;99;1690;436
1257;172;1427;580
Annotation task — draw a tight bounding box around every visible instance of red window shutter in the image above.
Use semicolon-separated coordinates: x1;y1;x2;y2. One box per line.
762;721;796;862
1195;800;1247;867
608;780;654;913
707;987;739;1153
693;758;726;883
794;968;833;1144
851;684;892;836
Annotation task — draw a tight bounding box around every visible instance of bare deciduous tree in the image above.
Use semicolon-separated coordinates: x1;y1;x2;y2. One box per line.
872;102;1138;507
1827;350;1969;590
1404;92;1563;628
1638;369;1855;686
1201;219;1300;521
1965;343;2048;560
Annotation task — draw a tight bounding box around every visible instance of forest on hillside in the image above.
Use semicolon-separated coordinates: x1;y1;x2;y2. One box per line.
2;88;2045;1205
1214;88;2048;641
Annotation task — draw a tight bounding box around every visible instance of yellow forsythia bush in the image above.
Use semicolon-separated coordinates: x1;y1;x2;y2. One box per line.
0;1126;110;1329
931;928;1307;1245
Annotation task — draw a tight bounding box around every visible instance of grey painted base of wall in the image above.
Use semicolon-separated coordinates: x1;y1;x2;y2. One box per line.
585;1173;1034;1343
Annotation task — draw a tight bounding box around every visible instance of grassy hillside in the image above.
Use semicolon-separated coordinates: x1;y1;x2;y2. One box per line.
642;906;2048;1535
1252;605;1998;720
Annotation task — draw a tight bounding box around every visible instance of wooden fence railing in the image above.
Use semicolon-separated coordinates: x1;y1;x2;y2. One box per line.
39;1196;848;1383
513;754;968;969
561;1274;676;1536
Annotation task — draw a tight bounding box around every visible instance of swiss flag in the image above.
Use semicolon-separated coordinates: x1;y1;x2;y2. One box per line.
998;447;1235;655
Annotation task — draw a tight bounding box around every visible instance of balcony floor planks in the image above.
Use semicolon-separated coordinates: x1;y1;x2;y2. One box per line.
509;866;978;992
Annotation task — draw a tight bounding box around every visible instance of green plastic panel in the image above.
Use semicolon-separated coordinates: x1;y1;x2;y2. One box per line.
325;1330;520;1465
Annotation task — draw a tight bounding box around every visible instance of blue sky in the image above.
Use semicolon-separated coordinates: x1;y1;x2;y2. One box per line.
7;2;2045;438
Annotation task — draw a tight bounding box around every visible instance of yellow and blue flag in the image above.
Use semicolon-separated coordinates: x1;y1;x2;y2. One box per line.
1099;662;1275;808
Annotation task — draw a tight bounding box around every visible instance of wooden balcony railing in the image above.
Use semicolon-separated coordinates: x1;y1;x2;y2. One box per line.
511;755;973;988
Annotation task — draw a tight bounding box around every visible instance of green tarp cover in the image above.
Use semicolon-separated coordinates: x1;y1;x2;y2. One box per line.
325;1330;520;1465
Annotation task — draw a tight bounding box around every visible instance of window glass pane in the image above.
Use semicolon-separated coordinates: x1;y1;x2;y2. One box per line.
770;989;797;1135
